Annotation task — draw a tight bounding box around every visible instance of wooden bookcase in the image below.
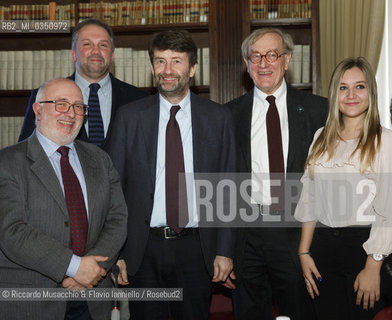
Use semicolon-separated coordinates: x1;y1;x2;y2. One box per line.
0;0;320;117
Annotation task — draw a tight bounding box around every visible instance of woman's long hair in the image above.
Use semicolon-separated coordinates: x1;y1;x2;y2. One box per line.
307;57;381;175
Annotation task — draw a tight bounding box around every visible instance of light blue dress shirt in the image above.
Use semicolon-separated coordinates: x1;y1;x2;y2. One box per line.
150;91;198;228
36;130;89;278
75;71;112;137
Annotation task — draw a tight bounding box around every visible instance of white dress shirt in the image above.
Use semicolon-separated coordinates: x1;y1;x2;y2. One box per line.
150;91;198;228
251;81;289;205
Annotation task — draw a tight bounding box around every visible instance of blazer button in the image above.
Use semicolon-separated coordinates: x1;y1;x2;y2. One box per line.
64;221;69;227
150;193;154;200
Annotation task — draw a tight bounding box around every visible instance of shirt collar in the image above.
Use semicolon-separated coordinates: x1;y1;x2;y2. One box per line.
74;71;111;97
35;129;76;158
254;79;287;104
159;90;191;116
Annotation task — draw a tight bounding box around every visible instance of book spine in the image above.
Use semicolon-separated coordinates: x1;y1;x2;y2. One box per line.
7;51;15;90
0;51;8;90
301;44;311;83
23;50;33;90
124;47;134;85
202;47;209;86
49;1;56;20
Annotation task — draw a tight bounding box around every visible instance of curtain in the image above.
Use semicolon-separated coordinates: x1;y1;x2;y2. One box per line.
319;0;385;97
375;0;392;129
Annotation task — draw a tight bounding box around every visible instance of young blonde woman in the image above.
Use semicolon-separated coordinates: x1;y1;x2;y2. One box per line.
294;57;391;319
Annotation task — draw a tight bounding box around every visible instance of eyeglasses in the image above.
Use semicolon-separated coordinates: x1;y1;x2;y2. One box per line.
248;50;287;64
39;100;89;116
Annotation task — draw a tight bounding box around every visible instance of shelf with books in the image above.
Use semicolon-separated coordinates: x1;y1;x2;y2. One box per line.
0;17;210;116
249;0;312;20
251;18;312;27
0;0;322;120
248;0;320;94
76;0;210;26
0;0;210;28
110;22;208;33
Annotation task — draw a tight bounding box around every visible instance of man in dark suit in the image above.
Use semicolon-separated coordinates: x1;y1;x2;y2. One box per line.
107;30;236;320
226;28;328;320
0;78;128;319
18;19;148;151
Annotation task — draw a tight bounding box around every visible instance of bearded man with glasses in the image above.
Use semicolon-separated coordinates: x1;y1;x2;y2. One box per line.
226;28;328;320
0;78;127;320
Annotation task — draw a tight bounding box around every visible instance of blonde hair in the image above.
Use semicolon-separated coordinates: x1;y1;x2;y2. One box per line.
307;57;381;175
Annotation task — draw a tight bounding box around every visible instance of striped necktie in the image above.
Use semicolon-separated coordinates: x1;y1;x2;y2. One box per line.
88;83;104;146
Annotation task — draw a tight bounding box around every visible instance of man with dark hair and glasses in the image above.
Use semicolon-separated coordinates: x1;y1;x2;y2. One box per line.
0;78;127;319
18;18;148;149
226;28;328;319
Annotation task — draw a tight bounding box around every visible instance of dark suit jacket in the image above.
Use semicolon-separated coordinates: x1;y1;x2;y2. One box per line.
0;133;128;320
18;73;149;152
226;85;328;269
107;92;237;276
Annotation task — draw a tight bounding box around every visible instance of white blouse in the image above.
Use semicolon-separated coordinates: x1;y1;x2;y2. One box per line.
294;127;392;256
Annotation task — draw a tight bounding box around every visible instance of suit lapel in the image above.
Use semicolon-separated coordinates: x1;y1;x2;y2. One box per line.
27;134;69;218
103;73;120;148
74;142;102;243
286;85;306;172
139;94;160;187
237;90;254;172
190;93;206;173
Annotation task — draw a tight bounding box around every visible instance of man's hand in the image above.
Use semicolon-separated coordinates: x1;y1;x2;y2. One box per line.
212;256;235;289
74;255;108;288
62;277;86;290
111;259;129;285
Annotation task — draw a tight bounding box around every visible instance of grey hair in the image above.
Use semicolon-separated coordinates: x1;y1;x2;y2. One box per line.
241;27;294;60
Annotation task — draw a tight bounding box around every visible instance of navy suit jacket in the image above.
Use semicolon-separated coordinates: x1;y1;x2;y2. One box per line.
226;85;328;269
18;73;149;152
107;92;237;276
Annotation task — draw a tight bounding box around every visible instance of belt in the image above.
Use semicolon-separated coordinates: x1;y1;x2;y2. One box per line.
149;227;199;239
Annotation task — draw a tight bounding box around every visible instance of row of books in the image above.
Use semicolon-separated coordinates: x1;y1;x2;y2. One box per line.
250;0;312;20
286;44;311;84
0;117;24;149
79;0;209;25
112;47;210;88
0;3;76;27
0;47;210;90
0;50;75;90
0;0;209;27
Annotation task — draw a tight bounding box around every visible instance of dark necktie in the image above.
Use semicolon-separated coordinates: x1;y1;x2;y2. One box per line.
57;146;88;256
165;105;189;233
266;95;285;211
88;83;104;146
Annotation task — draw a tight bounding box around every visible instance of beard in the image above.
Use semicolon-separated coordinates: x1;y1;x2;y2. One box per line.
155;72;191;100
82;55;111;77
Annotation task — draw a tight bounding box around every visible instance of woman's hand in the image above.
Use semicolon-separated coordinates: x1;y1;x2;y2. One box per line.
299;254;322;299
354;256;382;310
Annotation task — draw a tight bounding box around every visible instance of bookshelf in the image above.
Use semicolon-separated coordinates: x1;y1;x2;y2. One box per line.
0;0;321;116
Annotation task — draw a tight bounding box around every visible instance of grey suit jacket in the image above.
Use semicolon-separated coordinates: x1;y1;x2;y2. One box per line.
0;133;128;320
